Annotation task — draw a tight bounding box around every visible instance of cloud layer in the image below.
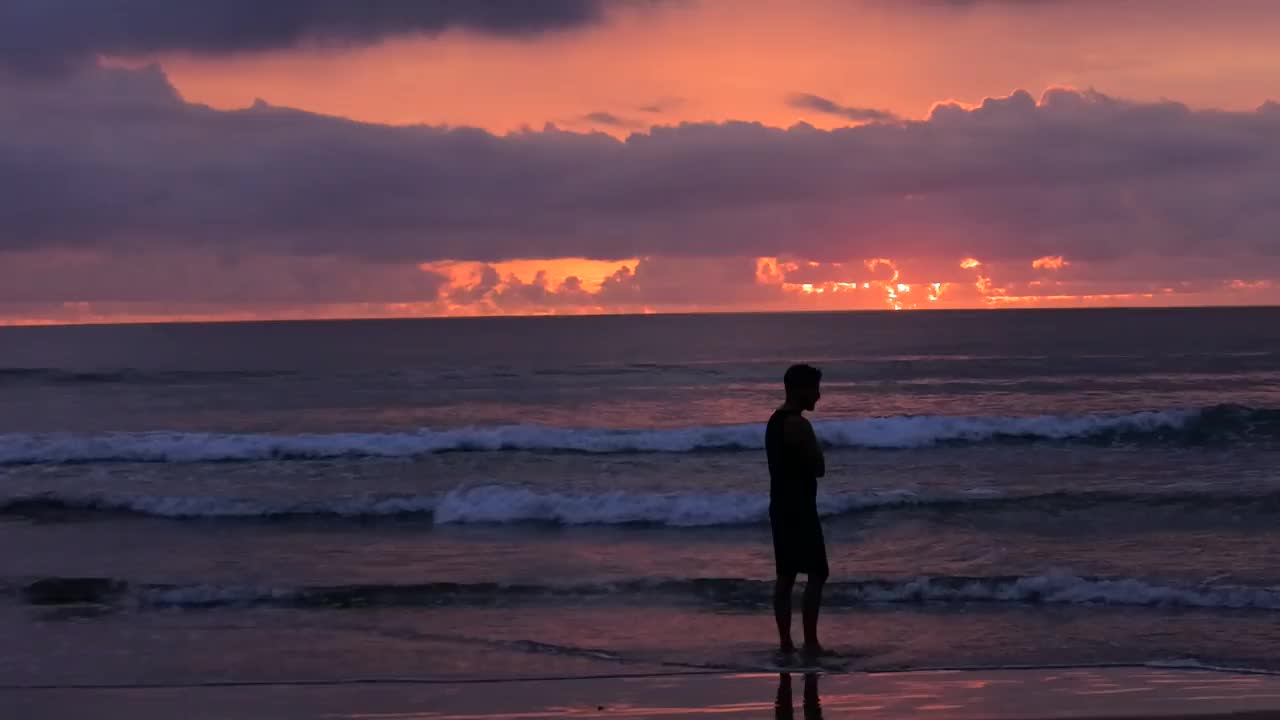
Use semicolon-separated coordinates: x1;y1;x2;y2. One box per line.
2;63;1279;321
6;66;1280;261
0;0;616;74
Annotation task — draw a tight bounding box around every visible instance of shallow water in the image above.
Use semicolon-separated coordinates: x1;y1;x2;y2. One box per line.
3;307;1279;682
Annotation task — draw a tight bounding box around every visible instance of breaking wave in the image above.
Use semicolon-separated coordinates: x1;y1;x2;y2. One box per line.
18;572;1280;612
0;405;1275;465
0;493;441;520
0;367;292;386
6;485;1280;525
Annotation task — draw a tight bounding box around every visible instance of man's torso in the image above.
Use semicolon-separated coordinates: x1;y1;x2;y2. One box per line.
765;408;818;512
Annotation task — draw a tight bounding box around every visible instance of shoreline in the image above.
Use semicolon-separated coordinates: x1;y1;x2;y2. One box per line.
8;665;1280;720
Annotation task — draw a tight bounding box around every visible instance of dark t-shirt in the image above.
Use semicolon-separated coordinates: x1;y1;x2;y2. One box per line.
765;408;817;512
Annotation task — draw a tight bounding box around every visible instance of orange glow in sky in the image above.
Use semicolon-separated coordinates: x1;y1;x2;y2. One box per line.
4;0;1280;325
152;0;1280;136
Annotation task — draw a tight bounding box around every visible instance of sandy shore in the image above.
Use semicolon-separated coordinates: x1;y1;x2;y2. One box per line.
6;666;1280;719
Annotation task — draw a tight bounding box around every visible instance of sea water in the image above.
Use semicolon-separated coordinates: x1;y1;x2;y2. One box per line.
3;307;1279;685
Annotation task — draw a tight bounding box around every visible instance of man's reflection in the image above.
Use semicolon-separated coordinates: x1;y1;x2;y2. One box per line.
775;673;823;720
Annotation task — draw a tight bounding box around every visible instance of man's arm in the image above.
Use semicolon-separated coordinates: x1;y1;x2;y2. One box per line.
784;415;825;478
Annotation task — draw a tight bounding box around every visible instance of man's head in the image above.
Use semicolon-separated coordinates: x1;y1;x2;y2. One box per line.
783;363;822;411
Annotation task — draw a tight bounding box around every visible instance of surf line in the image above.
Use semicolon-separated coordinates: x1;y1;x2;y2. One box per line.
3;661;1278;692
0;669;729;691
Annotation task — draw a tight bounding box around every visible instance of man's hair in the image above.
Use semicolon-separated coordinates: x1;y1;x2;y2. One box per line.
783;363;822;391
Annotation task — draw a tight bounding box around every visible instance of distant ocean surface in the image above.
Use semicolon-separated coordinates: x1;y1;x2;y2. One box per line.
3;307;1280;686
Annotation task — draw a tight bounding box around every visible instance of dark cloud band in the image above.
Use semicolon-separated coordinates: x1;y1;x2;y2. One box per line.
787;93;899;123
0;0;613;74
2;66;1278;275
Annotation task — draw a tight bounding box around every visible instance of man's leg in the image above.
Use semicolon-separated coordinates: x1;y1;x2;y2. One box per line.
802;519;830;653
774;572;797;652
801;568;827;651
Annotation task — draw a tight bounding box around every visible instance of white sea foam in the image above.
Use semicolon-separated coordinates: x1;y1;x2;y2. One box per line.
1;492;439;519
1;486;996;523
144;583;300;607
0;409;1200;464
816;410;1194;449
1144;659;1280;676
9;481;1273;525
433;486;765;526
432;485;989;526
100;571;1280;612
838;570;1280;610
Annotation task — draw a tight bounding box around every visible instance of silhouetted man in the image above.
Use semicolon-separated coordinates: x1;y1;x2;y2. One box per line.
765;363;829;657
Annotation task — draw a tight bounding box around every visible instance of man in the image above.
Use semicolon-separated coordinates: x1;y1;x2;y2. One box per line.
765;363;829;657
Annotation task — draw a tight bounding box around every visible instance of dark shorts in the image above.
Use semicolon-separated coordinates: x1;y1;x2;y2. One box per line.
769;503;829;578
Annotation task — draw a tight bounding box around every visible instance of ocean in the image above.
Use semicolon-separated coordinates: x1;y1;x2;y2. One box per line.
3;307;1280;687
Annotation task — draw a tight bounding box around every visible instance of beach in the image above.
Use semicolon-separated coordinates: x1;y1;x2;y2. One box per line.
8;0;1280;713
8;667;1280;719
3;309;1280;714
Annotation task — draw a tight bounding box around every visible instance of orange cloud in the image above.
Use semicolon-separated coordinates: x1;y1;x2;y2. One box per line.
985;293;1157;307
975;273;1009;303
8;250;1280;327
1032;255;1069;270
780;257;968;311
421;257;637;294
960;257;982;269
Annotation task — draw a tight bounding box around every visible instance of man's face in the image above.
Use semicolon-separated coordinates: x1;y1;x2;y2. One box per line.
800;382;821;411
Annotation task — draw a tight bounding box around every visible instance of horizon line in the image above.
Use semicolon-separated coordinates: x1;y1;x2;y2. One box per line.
3;302;1278;331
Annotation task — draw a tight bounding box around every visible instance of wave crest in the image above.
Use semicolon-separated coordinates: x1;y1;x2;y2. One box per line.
20;572;1280;612
6;485;1280;525
1;405;1274;465
0;367;293;386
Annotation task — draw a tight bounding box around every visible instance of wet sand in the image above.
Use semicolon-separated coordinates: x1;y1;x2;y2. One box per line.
6;666;1280;719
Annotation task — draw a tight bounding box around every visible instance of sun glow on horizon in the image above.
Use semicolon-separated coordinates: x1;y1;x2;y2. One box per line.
420;257;639;293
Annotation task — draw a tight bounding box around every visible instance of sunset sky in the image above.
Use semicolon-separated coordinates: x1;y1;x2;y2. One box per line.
3;0;1280;325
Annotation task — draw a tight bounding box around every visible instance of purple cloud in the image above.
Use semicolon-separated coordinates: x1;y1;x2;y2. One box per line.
638;97;684;114
786;93;899;123
581;111;641;129
0;250;448;305
2;65;1279;316
0;0;621;75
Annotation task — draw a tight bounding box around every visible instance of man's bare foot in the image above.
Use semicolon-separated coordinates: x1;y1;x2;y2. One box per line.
802;643;839;658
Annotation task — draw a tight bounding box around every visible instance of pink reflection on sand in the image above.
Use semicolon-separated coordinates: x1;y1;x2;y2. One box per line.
389;668;1280;720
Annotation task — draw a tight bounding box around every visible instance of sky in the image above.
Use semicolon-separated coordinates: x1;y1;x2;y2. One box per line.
2;0;1279;325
